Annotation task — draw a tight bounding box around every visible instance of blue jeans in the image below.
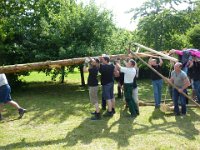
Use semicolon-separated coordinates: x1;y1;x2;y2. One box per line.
193;80;200;103
173;88;187;114
152;79;163;107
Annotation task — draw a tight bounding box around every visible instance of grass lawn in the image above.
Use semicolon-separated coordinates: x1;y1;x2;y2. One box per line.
0;71;200;150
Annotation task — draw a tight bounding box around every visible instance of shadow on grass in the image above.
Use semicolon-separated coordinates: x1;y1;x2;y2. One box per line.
3;82;91;124
1;82;199;149
64;107;136;148
0;108;199;149
0;107;137;149
145;108;199;140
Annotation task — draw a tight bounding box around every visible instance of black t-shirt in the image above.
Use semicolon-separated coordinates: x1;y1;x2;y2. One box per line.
150;65;162;80
99;64;114;85
188;61;200;81
87;67;98;86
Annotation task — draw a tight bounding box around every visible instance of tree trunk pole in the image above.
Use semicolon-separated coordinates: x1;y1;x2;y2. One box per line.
133;43;178;62
0;53;166;74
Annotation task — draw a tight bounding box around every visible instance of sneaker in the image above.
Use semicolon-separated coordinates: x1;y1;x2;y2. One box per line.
91;111;97;115
112;108;116;114
155;105;160;109
182;113;186;116
174;113;180;116
103;111;113;117
130;114;137;118
91;113;101;120
18;108;26;119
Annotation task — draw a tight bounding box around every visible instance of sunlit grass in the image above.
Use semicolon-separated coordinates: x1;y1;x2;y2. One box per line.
0;71;199;150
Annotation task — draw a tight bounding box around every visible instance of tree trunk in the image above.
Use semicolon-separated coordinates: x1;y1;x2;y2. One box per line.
0;52;172;74
60;66;65;83
133;43;178;62
79;64;85;86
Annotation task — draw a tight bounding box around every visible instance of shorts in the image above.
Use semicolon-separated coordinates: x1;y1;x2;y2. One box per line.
0;84;12;104
102;82;114;100
89;86;98;105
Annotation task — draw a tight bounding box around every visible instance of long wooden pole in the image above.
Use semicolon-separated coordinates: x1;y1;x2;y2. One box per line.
130;50;200;108
133;43;178;62
0;52;167;74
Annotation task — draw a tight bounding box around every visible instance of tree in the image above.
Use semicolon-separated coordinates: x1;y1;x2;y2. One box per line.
0;0;116;85
187;2;200;49
187;24;200;49
130;0;196;50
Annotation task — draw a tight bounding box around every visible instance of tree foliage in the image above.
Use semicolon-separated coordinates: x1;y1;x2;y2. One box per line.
0;0;116;84
129;0;200;78
131;0;198;51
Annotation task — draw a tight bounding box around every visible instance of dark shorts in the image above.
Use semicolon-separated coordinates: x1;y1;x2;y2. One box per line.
102;82;114;100
0;84;12;104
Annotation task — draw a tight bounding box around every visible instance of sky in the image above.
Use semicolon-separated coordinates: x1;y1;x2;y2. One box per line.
94;0;146;31
78;0;147;31
78;0;190;31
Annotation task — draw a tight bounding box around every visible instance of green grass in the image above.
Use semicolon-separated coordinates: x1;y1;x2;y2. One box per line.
0;72;200;150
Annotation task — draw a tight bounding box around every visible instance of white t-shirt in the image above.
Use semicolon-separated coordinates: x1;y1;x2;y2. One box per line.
0;74;8;87
120;67;136;83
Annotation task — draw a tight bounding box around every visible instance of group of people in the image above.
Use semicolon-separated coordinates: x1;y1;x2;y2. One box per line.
86;54;139;120
1;50;199;121
87;51;200;120
149;50;200;116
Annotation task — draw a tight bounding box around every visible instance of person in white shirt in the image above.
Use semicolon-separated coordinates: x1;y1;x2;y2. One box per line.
0;73;26;120
116;59;138;118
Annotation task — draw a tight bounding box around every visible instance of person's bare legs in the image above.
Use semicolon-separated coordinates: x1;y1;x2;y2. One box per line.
94;103;100;113
7;100;26;118
107;100;112;112
7;100;21;109
91;102;101;120
111;98;115;113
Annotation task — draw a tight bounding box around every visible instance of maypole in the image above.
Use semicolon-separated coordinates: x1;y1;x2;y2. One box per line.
0;53;166;74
